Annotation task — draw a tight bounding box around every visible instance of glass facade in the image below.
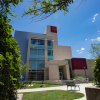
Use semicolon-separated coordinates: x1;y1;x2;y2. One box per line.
30;39;45;49
48;50;53;60
28;70;44;80
47;40;53;49
29;39;45;80
29;39;54;80
30;49;45;59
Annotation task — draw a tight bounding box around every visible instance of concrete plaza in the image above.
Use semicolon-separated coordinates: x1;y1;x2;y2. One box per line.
17;83;93;100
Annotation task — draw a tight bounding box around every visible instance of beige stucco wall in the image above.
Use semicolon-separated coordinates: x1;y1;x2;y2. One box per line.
26;25;72;80
45;25;72;60
54;46;72;60
49;65;59;80
72;59;94;81
45;60;70;80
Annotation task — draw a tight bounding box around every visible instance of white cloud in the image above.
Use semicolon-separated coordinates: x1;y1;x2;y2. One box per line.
92;13;98;22
81;48;85;50
79;52;82;54
76;50;79;52
97;31;100;32
85;39;87;41
91;37;100;41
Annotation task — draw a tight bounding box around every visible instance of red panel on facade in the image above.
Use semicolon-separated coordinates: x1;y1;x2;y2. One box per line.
71;58;87;70
50;26;57;33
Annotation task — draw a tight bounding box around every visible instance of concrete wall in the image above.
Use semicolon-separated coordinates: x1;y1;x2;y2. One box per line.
49;65;59;80
44;25;72;60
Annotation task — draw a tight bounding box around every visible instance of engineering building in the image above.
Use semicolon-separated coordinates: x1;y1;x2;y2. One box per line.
14;25;94;81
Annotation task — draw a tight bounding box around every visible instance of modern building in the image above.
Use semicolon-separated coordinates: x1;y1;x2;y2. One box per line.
14;25;94;81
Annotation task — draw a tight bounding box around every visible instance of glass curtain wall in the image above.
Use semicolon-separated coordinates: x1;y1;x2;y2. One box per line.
47;40;53;60
29;39;45;80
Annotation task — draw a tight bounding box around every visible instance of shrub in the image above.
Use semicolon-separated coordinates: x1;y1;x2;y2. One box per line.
0;18;22;100
74;76;85;79
93;54;100;87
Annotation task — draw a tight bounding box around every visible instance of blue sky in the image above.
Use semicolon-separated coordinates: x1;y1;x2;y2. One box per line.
9;0;100;59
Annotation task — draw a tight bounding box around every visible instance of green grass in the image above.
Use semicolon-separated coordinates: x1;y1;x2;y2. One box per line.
22;90;84;100
88;81;93;83
19;84;62;89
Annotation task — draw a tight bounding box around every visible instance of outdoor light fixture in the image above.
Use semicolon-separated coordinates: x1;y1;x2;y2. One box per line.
84;67;87;83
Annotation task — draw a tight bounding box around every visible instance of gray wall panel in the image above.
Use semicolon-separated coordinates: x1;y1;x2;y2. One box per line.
14;31;29;81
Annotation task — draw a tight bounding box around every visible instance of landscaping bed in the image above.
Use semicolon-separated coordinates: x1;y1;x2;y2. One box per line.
19;84;62;89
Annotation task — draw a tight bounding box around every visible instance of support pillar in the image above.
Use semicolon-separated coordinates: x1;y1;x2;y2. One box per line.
49;65;59;80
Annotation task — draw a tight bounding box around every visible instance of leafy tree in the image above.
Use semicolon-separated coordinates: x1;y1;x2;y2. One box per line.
88;43;100;86
23;0;74;22
88;43;100;59
23;0;85;22
0;0;23;100
20;61;32;83
93;55;100;87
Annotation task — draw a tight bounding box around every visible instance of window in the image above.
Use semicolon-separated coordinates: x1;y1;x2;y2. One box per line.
47;40;53;49
30;49;37;59
30;49;45;59
31;39;45;49
48;50;53;60
30;39;38;48
29;60;37;70
37;61;45;70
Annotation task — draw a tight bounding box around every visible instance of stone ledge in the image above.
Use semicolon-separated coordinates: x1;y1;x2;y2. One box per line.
17;94;23;100
85;86;100;100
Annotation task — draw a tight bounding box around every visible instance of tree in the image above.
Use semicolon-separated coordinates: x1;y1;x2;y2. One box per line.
93;55;100;87
88;43;100;59
0;0;23;100
20;61;31;83
88;43;100;86
22;0;74;22
22;0;85;22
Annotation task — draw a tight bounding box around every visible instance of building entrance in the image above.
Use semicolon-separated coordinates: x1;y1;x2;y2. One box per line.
59;72;63;80
59;66;64;80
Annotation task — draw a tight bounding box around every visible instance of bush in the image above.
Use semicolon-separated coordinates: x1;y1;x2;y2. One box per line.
74;76;85;79
93;55;100;87
0;18;22;100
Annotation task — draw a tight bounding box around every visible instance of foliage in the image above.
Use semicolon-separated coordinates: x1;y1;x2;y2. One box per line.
93;55;100;87
88;43;100;59
0;0;23;100
0;17;22;100
20;61;32;81
22;90;84;100
23;0;74;22
74;76;85;79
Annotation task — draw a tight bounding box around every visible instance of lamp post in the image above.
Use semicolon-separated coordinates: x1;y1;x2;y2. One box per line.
42;68;45;86
84;67;87;83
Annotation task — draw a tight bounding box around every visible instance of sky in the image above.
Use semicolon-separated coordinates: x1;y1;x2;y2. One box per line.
8;0;100;59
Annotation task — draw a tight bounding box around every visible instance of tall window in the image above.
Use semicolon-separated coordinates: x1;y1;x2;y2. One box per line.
29;38;45;80
48;50;53;60
47;40;53;49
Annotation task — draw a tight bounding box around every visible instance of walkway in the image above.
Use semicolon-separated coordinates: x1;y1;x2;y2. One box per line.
17;83;93;100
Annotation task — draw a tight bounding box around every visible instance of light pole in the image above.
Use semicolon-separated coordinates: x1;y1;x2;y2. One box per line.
84;67;87;83
42;68;45;86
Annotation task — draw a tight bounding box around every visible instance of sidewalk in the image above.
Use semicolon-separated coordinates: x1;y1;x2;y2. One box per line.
17;83;93;100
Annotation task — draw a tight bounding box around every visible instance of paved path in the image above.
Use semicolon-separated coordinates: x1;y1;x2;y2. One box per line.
17;83;93;100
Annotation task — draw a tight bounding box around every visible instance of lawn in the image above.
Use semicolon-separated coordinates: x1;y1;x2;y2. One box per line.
19;84;62;89
22;90;84;100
